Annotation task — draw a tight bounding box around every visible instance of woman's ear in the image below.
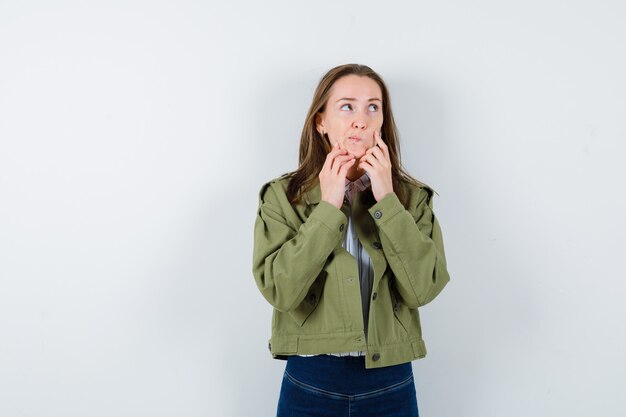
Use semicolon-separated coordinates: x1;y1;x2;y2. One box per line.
315;113;325;136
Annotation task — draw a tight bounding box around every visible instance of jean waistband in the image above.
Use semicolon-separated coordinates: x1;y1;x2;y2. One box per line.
285;354;413;395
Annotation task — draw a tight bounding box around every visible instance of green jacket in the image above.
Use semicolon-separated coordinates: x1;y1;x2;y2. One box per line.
252;173;450;369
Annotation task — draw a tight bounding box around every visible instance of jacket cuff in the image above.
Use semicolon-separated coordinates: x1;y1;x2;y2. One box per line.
368;192;405;224
309;200;348;235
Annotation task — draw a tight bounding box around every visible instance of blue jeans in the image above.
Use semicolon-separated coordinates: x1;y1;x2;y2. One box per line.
276;355;419;417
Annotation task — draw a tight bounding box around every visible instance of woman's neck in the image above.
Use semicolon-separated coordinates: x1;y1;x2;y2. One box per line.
345;164;366;182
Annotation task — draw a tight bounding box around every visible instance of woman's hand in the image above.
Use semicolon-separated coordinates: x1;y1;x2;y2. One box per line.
319;143;356;209
358;131;394;202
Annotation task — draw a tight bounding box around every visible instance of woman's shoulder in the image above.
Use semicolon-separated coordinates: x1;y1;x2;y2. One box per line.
256;171;295;206
398;177;437;210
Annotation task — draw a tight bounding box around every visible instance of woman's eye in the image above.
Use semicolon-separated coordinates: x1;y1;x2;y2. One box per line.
340;103;379;111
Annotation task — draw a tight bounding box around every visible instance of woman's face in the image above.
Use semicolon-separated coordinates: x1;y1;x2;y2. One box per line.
316;75;384;159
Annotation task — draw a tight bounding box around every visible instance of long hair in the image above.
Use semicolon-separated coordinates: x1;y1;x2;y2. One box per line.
286;63;433;207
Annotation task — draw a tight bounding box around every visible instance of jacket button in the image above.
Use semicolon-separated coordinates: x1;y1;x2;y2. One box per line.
393;303;399;312
374;210;382;219
339;224;345;232
372;353;380;361
372;292;377;300
372;241;382;249
307;293;317;305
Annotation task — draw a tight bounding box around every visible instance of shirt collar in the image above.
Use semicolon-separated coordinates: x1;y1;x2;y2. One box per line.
345;171;371;192
345;171;371;204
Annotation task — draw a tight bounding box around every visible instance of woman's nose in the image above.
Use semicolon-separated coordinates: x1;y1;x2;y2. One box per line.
352;119;366;129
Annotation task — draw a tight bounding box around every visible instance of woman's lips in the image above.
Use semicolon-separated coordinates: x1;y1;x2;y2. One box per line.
348;136;362;142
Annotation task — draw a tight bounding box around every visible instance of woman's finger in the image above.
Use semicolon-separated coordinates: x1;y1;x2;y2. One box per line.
375;131;390;161
360;152;381;169
331;154;355;174
338;158;356;176
367;146;388;167
358;159;374;173
322;143;346;173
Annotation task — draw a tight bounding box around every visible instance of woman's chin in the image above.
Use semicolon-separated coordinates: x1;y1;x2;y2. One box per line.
342;144;367;159
343;151;362;160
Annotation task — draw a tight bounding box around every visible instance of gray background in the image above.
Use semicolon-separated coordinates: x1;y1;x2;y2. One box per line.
1;1;625;416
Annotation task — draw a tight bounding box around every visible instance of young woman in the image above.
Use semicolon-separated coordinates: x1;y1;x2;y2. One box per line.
252;63;451;417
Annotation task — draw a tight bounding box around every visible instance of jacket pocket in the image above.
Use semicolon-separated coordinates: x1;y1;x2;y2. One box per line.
288;270;327;327
389;280;410;335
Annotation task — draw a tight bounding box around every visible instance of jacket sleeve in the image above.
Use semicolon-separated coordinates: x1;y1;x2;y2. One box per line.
252;181;347;312
368;187;450;308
